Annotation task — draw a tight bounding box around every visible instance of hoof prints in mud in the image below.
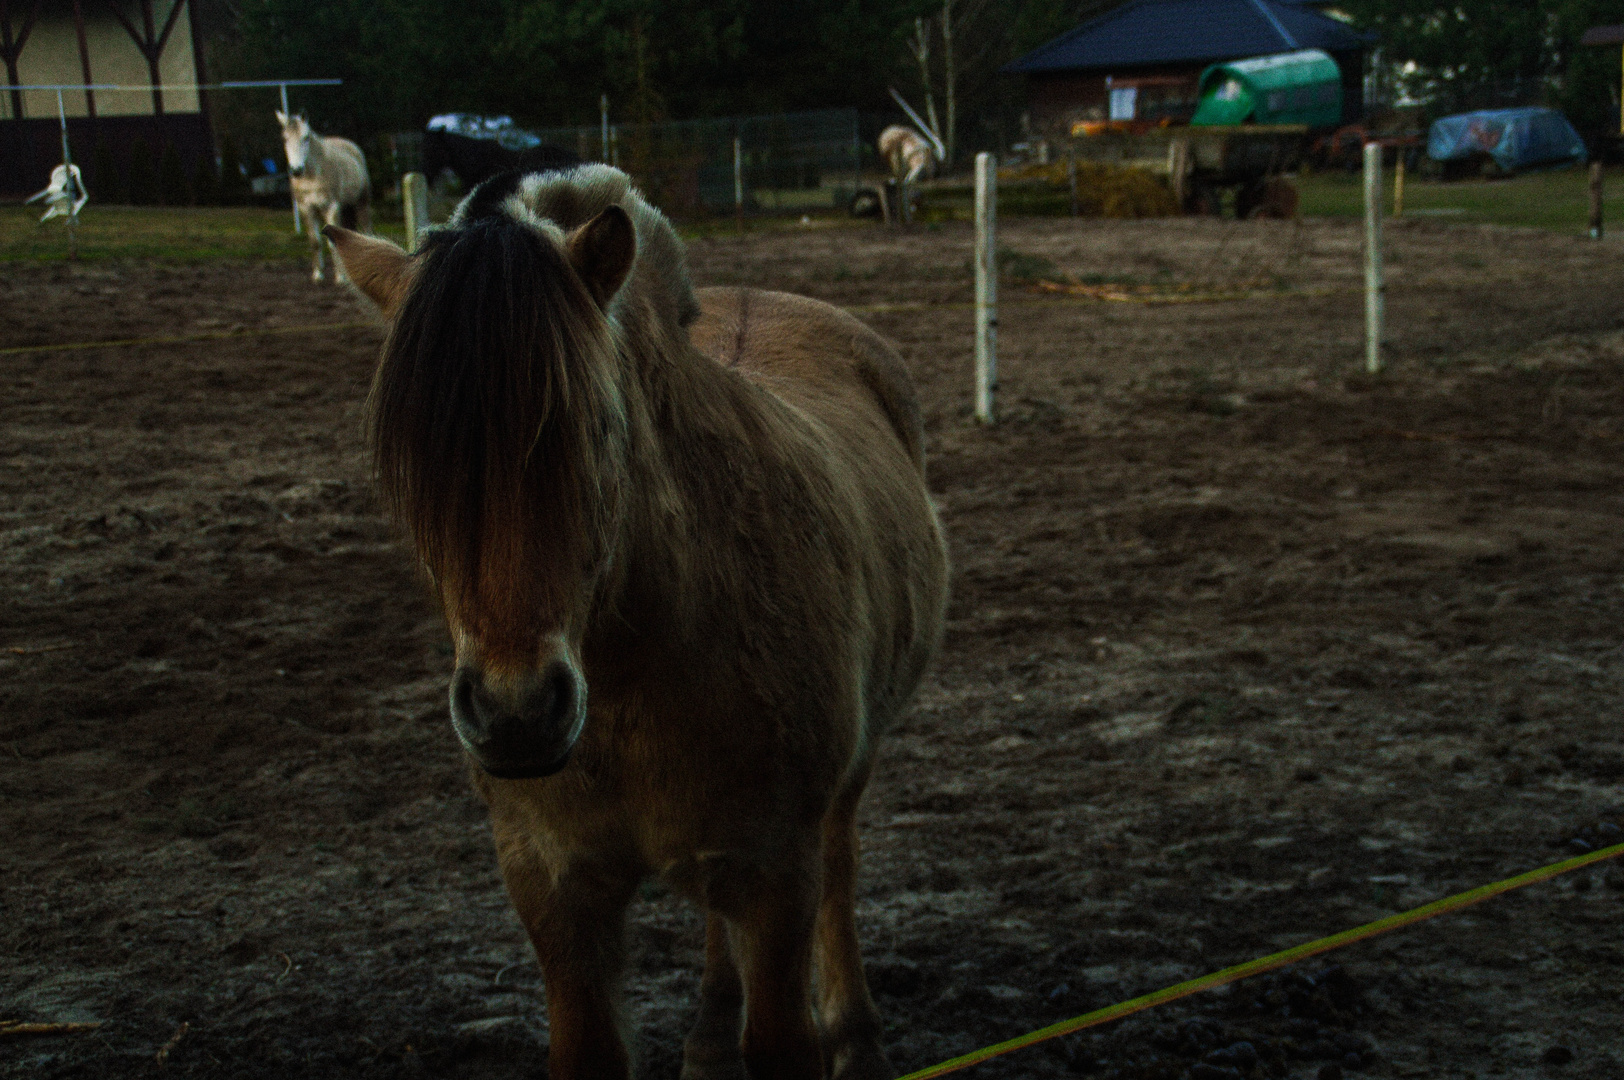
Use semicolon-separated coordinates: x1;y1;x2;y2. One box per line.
8;222;1624;1077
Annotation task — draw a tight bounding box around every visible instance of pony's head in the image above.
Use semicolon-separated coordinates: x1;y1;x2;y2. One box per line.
327;167;692;780
277;111;313;176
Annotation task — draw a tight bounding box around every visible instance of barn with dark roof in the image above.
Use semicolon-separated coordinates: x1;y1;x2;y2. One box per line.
1004;0;1375;136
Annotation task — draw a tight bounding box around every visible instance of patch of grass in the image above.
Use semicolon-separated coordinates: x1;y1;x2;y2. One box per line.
1296;165;1624;233
0;204;410;263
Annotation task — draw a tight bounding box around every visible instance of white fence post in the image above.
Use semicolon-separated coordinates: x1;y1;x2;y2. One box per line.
403;172;429;252
1363;141;1384;375
974;151;998;424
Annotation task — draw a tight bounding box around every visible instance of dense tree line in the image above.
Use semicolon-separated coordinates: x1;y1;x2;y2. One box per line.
203;0;1115;156
201;0;1624;159
1340;0;1624;131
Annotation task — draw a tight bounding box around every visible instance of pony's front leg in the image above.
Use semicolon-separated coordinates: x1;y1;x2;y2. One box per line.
716;859;824;1080
494;826;637;1080
320;205;349;284
682;913;746;1080
307;205;330;283
321;203;350;284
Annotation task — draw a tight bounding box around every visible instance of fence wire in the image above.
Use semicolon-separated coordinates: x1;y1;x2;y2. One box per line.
393;109;866;219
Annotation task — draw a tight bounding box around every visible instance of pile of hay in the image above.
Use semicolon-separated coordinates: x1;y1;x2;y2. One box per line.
1000;161;1179;218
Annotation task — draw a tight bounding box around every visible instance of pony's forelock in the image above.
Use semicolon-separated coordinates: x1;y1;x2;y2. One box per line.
367;204;628;654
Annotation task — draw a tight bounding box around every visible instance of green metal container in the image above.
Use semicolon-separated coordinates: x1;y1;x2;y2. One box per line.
1191;49;1343;128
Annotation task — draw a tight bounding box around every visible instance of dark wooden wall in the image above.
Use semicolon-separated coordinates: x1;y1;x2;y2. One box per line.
1;113;213;200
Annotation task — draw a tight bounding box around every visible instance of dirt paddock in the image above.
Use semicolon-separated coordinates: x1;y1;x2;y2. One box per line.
4;216;1623;1079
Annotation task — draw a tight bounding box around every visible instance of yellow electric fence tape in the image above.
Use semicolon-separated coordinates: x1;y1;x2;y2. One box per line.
899;841;1624;1080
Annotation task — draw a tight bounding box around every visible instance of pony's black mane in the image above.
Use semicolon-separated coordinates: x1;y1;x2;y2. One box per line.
368;202;625;634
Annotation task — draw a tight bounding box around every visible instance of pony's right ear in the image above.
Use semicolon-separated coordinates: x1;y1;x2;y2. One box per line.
275;109;287;126
566;205;635;309
324;226;414;318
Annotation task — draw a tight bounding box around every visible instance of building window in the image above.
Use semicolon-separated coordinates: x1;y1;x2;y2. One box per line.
1109;86;1138;120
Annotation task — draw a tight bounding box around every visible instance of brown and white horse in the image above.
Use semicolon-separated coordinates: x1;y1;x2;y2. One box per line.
277;111;371;284
877;125;940;188
325;165;948;1080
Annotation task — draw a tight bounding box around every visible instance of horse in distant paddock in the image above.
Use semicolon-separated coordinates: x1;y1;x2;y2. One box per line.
325;164;948;1080
878;125;939;187
26;164;86;222
877;125;943;223
277;111;371;284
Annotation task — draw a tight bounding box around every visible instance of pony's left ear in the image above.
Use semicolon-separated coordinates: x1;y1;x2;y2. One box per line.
566;205;635;309
324;226;414;317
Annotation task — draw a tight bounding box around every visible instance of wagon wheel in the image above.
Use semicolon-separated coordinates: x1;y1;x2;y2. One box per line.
1236;179;1267;220
1168;135;1193;212
848;187;884;218
1183;180;1222;217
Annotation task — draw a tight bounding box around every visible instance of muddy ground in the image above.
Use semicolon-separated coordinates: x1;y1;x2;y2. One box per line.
3;216;1623;1080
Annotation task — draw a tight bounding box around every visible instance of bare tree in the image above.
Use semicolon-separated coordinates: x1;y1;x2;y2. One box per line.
906;15;941;144
942;0;955;163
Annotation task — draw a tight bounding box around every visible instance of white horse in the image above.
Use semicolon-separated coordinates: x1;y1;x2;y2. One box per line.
277;111;372;283
26;164;87;223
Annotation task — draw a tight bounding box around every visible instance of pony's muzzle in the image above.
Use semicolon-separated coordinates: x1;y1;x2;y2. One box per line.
449;661;586;779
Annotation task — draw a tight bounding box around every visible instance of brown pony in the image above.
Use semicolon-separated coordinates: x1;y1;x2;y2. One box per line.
325;165;948;1080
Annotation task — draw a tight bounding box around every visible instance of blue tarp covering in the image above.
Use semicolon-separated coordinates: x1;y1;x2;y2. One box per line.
1427;108;1586;173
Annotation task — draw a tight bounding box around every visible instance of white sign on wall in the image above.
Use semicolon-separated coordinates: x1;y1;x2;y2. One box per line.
1109;86;1138;120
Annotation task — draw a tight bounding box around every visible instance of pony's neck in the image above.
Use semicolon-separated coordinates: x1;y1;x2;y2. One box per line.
587;287;747;657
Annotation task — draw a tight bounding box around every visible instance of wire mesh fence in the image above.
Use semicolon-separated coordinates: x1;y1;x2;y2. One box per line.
391;108;866;220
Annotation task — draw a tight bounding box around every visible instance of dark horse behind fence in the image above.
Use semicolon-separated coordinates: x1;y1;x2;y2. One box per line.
422;128;581;190
325;165;948;1080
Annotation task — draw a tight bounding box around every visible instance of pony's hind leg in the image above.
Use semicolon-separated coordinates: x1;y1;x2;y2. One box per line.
680;913;746;1080
815;780;894;1080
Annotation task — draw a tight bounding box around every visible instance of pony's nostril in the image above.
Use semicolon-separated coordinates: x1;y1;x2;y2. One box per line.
450;666;486;735
525;661;577;729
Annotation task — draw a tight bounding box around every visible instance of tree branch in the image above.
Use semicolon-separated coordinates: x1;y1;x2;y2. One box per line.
155;0;186;56
103;0;153;58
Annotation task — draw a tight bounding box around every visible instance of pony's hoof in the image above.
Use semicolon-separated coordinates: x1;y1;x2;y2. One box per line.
681;1037;746;1080
679;1054;746;1080
828;1044;895;1080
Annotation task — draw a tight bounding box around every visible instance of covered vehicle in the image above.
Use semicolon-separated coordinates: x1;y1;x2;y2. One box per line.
422;113;580;190
1427;107;1586;174
1191;49;1343;128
